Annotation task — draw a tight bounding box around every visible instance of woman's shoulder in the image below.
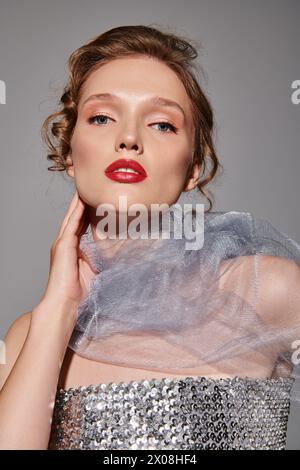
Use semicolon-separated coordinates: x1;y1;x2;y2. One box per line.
2;311;32;350
226;253;300;329
256;254;300;323
0;311;32;390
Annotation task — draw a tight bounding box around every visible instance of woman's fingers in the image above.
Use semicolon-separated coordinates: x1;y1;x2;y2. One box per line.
75;204;90;238
61;196;86;239
57;190;79;239
50;191;84;268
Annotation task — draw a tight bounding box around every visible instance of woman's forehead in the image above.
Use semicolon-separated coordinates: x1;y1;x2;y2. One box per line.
79;57;191;108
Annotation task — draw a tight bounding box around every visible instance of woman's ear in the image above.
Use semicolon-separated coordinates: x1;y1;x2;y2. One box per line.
183;162;201;192
65;154;74;178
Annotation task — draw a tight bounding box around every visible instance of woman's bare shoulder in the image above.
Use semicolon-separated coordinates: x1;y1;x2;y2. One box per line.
7;310;31;329
0;311;32;390
3;311;32;345
219;253;300;320
257;254;300;324
220;253;300;287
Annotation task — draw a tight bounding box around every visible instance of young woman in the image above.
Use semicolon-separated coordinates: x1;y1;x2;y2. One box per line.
0;25;300;450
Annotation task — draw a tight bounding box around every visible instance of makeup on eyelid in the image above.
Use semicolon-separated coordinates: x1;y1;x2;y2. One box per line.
80;101;184;127
87;113;179;134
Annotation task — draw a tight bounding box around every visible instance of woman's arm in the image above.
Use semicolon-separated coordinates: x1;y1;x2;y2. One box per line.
0;190;90;449
0;299;77;449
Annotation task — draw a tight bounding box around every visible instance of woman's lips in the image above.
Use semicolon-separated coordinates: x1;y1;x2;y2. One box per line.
104;158;147;183
105;172;147;183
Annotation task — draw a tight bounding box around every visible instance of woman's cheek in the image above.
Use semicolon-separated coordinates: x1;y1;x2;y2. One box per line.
170;151;191;178
72;141;99;169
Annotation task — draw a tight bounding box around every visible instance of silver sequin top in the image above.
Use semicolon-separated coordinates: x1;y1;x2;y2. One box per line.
48;376;294;450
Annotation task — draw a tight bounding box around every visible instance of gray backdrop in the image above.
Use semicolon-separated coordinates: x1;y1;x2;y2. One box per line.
0;0;299;448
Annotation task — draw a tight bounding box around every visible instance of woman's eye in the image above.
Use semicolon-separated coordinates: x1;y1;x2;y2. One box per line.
152;122;178;134
88;114;178;134
88;114;112;125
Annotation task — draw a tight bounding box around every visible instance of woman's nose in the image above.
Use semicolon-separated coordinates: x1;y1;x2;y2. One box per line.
118;141;139;152
115;122;143;154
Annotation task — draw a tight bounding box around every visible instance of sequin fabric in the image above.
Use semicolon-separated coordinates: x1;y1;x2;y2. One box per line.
48;376;294;450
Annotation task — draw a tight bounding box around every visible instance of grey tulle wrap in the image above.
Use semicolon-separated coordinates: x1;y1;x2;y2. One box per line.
68;203;300;402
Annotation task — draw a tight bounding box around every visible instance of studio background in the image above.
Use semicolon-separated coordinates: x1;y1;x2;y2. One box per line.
0;0;299;448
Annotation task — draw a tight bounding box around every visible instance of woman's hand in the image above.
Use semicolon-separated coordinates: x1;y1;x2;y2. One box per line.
0;190;98;450
40;190;96;313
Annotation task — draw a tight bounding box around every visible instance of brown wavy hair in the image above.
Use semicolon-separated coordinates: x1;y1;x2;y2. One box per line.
41;24;222;212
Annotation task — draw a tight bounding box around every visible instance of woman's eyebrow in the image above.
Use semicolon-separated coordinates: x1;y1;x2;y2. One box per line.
81;92;186;121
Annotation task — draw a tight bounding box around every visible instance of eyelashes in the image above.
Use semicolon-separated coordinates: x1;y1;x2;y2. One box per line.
87;114;179;134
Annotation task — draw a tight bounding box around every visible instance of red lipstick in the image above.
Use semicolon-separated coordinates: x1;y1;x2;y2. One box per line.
104;159;147;183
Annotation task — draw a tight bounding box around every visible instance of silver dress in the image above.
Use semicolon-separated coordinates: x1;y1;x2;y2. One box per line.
48;375;294;450
48;208;300;450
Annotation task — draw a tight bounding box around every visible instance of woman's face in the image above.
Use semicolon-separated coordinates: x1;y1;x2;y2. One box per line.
67;55;200;213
